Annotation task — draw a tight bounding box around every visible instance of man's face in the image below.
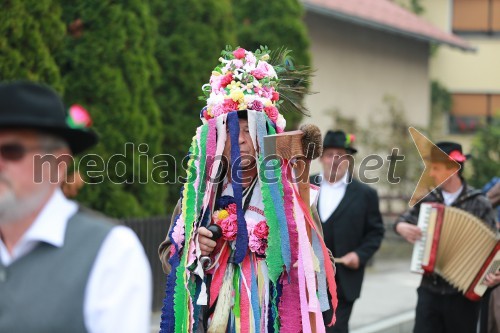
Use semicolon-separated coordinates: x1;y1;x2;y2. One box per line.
222;119;256;171
0;130;65;223
429;162;459;188
320;147;351;182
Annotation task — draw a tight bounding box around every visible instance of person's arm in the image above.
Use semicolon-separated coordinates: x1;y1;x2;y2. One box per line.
393;201;423;244
84;226;152;333
158;201;181;275
476;195;498;230
158;201;217;275
486;182;500;208
352;188;385;267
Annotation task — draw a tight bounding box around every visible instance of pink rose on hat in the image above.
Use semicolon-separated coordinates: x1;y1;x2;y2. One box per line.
264;106;279;122
233;47;246;59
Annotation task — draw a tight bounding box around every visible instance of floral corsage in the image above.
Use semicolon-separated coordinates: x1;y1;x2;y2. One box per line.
212;196;269;255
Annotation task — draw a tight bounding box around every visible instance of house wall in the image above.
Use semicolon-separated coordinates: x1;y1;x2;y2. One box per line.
416;0;500;150
303;12;430;174
303;12;430;129
420;0;500;93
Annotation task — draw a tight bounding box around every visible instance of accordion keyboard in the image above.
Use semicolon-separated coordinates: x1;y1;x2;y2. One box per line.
410;203;433;273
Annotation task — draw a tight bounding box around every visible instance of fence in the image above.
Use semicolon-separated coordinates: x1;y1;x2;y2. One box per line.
121;216;171;311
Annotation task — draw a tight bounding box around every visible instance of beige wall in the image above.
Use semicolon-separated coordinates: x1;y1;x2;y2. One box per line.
431;41;500;93
303;12;430;173
303;12;430;128
419;0;500;148
421;0;500;93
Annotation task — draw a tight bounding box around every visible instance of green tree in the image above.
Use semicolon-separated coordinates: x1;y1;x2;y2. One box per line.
150;0;236;210
0;0;65;90
233;0;311;128
468;122;500;188
56;0;165;218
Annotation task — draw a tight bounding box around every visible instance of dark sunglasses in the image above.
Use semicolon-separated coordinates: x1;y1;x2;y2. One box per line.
0;143;46;162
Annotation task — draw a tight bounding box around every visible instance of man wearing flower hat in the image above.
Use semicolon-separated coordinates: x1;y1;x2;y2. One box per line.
0;81;152;333
394;141;496;333
310;130;385;333
159;47;337;333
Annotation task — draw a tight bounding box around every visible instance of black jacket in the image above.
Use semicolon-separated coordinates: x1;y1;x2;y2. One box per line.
394;182;497;294
311;174;385;302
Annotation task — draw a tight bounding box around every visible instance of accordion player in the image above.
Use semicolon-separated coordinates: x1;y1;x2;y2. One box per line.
410;203;500;301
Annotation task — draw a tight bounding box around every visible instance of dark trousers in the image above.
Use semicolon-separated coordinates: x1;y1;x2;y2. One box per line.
323;297;355;333
414;286;480;333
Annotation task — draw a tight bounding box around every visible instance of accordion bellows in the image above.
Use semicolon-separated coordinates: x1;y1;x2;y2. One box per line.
411;203;500;301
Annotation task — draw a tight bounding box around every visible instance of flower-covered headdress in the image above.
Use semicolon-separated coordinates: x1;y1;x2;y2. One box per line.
200;46;311;132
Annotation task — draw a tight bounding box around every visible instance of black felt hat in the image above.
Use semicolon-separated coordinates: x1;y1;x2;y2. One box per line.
430;141;469;163
323;130;357;154
0;81;98;154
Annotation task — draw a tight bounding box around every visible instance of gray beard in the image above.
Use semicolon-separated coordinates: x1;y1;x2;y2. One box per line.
0;186;51;225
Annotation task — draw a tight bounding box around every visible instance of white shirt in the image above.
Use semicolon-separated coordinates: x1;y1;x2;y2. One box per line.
0;189;152;333
318;172;349;222
442;186;463;206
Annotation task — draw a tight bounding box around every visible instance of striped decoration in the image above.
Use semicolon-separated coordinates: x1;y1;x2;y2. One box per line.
160;110;337;332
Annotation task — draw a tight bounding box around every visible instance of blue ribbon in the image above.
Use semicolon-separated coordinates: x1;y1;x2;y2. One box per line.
227;112;248;264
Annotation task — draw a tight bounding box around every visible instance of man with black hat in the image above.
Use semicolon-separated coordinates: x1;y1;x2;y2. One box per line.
0;81;152;333
311;130;385;333
394;141;496;333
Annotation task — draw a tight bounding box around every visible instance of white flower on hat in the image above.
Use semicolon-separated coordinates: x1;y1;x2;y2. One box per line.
277;113;286;131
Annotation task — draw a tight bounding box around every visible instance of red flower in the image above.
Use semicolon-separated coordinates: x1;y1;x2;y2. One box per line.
271;91;280;102
223;99;239;113
249;100;264;111
253;221;269;239
233;48;246;59
219;215;238;241
68;104;92;128
264;106;279;122
220;73;233;88
448;150;466;162
251;69;266;80
203;108;213;121
226;203;237;215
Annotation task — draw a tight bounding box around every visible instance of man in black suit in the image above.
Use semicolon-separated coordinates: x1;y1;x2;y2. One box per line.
311;130;385;333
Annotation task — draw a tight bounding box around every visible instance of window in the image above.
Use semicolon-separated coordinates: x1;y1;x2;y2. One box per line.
449;93;500;133
453;0;500;33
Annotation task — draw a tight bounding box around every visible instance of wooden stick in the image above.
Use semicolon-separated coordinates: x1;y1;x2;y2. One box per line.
264;130;318;333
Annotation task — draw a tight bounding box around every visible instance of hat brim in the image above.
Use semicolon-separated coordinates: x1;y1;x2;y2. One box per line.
0;122;98;155
48;127;98;155
323;144;357;154
346;147;357;154
424;153;470;163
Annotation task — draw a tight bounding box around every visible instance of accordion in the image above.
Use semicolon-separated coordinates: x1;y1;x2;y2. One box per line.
410;203;500;301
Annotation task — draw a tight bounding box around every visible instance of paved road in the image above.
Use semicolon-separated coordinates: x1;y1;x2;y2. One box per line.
350;259;420;332
150;258;420;333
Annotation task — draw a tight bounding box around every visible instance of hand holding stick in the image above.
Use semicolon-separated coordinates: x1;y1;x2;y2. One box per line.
199;224;223;270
